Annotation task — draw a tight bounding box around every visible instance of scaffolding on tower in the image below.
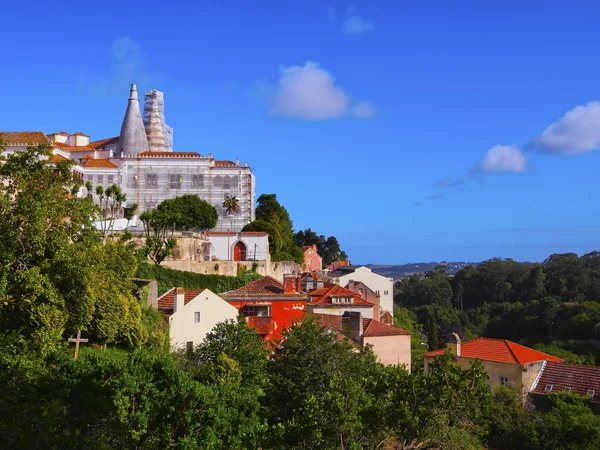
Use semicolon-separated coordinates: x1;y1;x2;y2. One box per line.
143;89;173;152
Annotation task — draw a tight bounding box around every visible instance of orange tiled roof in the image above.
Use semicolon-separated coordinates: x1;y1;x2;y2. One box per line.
90;136;119;149
138;151;202;158
424;338;564;365
532;361;600;402
54;142;96;152
308;284;373;307
157;287;205;315
362;318;411;336
49;153;68;163
80;158;118;169
214;160;238;167
221;276;309;300
0;132;50;145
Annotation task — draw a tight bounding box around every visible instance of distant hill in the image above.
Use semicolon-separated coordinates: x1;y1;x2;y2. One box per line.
365;262;473;280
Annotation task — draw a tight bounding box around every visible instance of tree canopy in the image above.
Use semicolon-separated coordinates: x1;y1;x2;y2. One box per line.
295;228;346;266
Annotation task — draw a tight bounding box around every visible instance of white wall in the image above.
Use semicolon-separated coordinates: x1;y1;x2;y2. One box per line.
335;267;394;313
307;304;374;319
168;289;238;349
207;233;269;261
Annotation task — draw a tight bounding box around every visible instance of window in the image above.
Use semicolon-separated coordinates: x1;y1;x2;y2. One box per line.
344;297;354;304
499;376;509;386
107;175;114;184
194;312;200;323
146;173;158;187
564;387;572;393
376;290;380;295
86;175;94;183
169;174;181;189
213;175;222;188
308;259;312;264
544;384;553;393
587;390;595;398
223;176;231;190
128;175;137;189
306;280;314;290
192;174;204;188
186;341;194;354
97;175;104;185
244;305;271;317
384;290;389;295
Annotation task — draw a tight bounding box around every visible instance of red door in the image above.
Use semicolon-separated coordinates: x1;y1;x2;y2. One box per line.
233;241;247;261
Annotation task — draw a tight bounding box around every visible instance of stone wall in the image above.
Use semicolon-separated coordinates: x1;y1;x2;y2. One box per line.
162;259;302;282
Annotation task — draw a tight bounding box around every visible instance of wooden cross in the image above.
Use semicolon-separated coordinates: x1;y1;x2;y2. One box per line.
68;330;88;360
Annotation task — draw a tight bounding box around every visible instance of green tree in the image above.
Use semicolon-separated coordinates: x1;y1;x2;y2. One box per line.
94;184;127;242
139;209;177;265
156;194;218;231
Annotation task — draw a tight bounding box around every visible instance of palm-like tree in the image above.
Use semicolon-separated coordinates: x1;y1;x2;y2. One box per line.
222;195;240;259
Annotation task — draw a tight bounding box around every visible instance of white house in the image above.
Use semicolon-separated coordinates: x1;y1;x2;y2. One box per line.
157;287;239;351
206;231;269;262
328;266;394;314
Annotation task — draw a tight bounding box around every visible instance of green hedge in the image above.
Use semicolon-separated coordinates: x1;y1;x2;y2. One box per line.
136;262;261;296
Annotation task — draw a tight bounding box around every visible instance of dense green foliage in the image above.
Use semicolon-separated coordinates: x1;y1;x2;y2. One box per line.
243;194;304;263
295;228;347;266
395;256;600;364
140;194;218;264
3;316;598;449
136;261;261;296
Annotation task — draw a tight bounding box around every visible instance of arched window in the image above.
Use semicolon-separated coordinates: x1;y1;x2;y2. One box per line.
223;175;231;190
213;175;222;188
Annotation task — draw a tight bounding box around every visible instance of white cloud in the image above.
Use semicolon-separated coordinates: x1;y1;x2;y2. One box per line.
342;16;375;34
476;145;528;173
263;61;375;121
534;101;600;154
91;37;158;97
352;101;376;119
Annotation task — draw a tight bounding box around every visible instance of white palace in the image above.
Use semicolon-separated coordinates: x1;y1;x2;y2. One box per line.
0;84;256;232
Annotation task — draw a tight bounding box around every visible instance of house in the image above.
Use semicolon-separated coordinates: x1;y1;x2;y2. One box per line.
220;275;309;341
530;361;600;411
328;266;394;313
157;287;239;351
423;335;564;394
313;312;412;369
303;244;322;271
325;258;350;272
306;284;375;319
345;280;381;321
206;231;269;261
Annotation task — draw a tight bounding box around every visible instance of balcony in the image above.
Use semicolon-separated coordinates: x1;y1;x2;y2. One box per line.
246;316;272;335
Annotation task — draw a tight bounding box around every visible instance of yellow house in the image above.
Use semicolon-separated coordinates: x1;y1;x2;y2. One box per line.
423;335;563;394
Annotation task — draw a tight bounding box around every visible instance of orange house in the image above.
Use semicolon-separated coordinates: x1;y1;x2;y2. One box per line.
303;244;322;271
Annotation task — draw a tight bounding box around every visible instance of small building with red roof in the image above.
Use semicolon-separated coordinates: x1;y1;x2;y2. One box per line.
424;336;564;393
312;312;412;369
220;275;309;341
303;244;322;272
157;287;238;351
531;361;600;410
306;284;376;319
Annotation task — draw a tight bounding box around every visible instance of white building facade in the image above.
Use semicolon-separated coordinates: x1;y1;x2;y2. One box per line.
157;287;239;350
206;231;269;261
330;266;394;314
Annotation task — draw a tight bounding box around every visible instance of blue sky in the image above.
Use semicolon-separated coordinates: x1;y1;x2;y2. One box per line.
2;0;600;264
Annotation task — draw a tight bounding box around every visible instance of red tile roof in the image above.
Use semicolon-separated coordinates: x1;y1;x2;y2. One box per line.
424;338;564;365
0;132;50;145
80;158;118;169
221;276;309;300
157;287;205;315
214;160;238;167
532;361;600;402
362;318;411;336
90;136;119;149
138;151;203;158
49;153;68;163
307;284;373;307
54;142;96;152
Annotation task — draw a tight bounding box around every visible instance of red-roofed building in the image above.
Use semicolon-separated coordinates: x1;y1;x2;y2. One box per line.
312;312;412;369
424;336;564;393
157;287;238;351
220;275;309;341
303;244;322;272
531;361;600;407
306;284;376;318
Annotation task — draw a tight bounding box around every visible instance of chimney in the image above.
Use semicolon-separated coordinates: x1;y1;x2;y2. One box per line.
297;275;303;293
174;287;185;313
342;311;363;343
236;157;239;165
283;275;297;294
446;332;461;357
347;279;355;292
